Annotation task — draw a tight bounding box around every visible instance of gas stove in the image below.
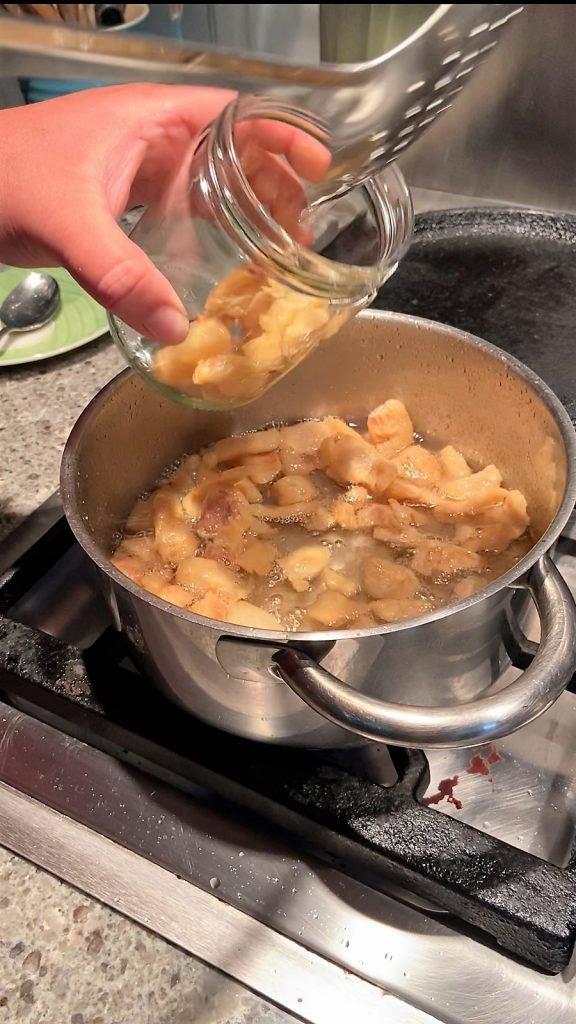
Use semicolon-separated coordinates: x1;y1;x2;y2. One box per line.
1;205;576;1024
1;500;576;1024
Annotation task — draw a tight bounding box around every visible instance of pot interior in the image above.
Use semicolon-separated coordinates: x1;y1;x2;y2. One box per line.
64;311;573;563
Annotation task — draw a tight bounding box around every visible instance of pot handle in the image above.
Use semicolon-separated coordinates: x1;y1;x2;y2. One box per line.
272;555;576;748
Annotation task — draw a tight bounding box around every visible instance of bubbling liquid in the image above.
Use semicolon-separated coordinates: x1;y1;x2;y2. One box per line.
112;399;532;631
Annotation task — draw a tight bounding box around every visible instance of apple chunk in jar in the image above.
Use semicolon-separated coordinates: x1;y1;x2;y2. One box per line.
108;97;413;410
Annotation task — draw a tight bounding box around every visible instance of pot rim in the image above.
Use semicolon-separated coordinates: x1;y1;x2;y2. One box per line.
61;309;576;643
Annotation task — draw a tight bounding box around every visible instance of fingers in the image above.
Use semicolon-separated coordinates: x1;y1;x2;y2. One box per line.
107;85;330;182
126;83;238;138
58;203;189;344
234;115;330;243
243;118;331;182
240;143;308;239
125;85;331;239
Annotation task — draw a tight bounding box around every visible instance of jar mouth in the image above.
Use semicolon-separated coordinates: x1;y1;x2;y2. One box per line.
203;96;414;303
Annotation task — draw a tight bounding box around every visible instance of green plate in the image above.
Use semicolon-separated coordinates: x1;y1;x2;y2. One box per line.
0;266;108;366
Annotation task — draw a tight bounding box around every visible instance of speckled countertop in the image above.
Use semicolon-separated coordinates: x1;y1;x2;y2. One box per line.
0;335;294;1024
0;339;124;536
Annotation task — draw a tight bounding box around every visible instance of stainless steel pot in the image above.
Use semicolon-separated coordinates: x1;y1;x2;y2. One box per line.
61;311;576;749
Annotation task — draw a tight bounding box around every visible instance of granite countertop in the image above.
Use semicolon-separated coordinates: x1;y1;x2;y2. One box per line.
0;336;293;1024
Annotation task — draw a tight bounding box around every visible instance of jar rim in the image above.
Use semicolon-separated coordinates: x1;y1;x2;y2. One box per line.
202;95;414;303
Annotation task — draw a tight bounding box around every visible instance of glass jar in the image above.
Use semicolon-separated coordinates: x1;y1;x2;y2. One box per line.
109;96;413;410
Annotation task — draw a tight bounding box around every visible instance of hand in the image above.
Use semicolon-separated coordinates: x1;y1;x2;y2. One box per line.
0;84;328;344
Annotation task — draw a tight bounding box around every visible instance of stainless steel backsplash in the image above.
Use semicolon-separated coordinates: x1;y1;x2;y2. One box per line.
397;4;576;213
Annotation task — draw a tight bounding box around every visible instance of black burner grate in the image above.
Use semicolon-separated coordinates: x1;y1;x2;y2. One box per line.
1;514;576;974
374;208;576;423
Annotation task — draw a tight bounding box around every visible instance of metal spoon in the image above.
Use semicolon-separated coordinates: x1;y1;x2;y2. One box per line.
0;272;60;347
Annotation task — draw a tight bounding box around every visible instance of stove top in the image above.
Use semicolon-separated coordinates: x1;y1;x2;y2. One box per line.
0;499;575;1024
1;206;576;1024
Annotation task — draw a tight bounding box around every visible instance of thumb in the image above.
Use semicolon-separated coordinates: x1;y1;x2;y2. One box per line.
59;206;189;345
